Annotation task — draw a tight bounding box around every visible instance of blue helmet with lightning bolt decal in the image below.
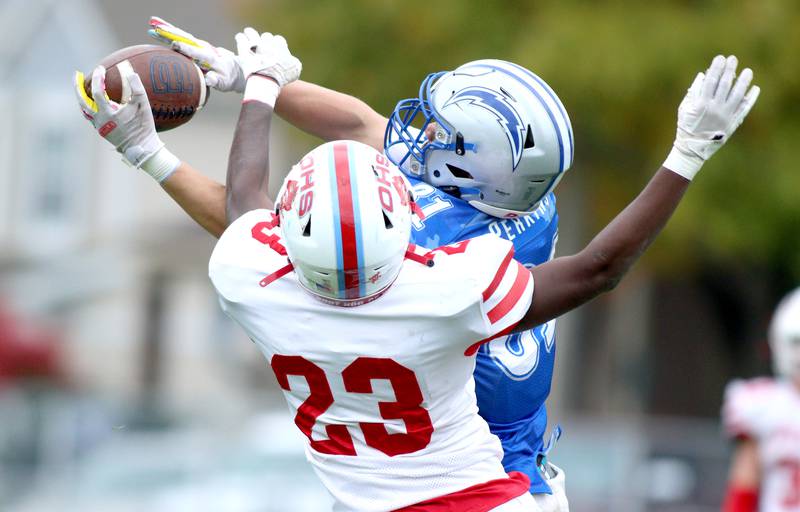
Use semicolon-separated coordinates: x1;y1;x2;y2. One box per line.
385;59;574;218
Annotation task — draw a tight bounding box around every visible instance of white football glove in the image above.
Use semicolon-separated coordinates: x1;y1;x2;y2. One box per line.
73;65;179;182
234;28;302;107
664;55;760;180
149;16;246;93
235;28;302;85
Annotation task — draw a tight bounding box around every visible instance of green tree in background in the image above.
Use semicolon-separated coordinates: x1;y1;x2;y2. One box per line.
241;0;800;289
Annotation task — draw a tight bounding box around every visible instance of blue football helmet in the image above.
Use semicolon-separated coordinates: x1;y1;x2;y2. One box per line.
385;59;574;218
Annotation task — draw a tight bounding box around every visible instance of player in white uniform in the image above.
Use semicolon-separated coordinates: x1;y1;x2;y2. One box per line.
74;25;759;511
722;288;800;512
212;169;537;510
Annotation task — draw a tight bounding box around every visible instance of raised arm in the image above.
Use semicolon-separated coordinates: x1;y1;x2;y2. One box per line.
275;80;387;151
162;164;227;237
149;17;387;150
225;29;302;223
73;65;229;236
74;27;301;235
516;55;760;330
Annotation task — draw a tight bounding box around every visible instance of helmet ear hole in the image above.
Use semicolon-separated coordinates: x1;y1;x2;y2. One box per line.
445;164;473;179
524;125;535;149
382;211;394;229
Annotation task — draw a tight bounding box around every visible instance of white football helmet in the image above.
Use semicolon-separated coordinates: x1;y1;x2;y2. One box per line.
769;287;800;381
385;59;573;218
277;140;414;307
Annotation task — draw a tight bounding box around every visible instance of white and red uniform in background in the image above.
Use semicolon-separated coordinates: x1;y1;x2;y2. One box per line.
210;210;536;511
723;378;800;511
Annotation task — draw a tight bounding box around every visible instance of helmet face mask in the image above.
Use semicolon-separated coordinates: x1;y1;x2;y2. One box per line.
277;141;413;307
385;59;574;218
769;288;800;383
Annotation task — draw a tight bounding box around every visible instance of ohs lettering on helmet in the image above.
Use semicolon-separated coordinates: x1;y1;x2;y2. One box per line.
298;154;315;217
373;153;409;213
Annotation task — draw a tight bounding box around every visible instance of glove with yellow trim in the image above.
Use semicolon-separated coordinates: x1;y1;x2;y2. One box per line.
149;16;245;93
74;65;179;182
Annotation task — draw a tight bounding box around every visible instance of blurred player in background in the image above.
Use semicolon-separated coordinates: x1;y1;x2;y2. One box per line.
722;288;800;512
147;17;571;509
73;22;760;512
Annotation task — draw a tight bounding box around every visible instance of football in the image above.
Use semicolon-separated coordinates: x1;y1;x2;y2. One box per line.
83;44;209;132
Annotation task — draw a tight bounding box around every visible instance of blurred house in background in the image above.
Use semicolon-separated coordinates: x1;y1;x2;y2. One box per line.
0;0;306;408
0;0;301;507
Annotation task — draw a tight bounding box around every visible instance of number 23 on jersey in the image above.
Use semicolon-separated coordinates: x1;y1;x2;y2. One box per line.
271;355;434;457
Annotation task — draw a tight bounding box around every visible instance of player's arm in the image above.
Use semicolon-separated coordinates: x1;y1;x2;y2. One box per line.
516;55;759;330
722;438;760;512
275;81;387;151
161;79;387;230
73;66;216;232
149;17;387;150
162;163;227;237
226;95;275;222
73;59;244;239
225;29;301;224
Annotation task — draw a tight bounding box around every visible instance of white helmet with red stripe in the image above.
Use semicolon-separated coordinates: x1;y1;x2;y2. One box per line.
769;287;800;381
277;140;414;307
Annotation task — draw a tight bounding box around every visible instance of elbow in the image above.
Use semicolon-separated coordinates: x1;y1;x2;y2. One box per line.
585;249;630;296
599;271;624;293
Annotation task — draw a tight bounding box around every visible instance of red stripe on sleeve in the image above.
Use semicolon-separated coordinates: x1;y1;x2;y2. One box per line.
464;321;520;356
333;142;360;299
487;262;531;324
482;247;515;301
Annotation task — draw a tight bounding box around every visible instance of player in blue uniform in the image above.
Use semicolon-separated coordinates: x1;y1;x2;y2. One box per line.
133;19;574;509
407;176;561;497
382;58;572;503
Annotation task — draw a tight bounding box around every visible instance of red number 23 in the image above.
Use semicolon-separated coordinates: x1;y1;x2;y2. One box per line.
271;355;433;457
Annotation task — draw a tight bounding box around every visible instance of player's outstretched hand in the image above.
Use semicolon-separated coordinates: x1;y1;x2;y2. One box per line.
73;65;179;182
235;27;302;86
149;16;245;93
663;55;760;180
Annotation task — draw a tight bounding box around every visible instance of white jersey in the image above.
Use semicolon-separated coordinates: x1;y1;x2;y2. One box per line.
723;378;800;511
209;209;535;512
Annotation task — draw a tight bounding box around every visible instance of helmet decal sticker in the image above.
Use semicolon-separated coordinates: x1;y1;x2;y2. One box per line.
443;86;526;170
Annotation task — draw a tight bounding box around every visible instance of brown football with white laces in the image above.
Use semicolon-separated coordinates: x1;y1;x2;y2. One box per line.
84;45;209;131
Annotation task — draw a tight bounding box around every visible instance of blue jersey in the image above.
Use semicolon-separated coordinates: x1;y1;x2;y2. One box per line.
408;176;558;494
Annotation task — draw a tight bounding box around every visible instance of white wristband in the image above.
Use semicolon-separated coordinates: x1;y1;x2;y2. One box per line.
662;146;703;181
243;75;280;107
140;146;181;182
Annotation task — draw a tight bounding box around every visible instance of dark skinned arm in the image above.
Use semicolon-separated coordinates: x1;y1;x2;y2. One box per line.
515;55;759;330
226;99;275;224
516;167;688;330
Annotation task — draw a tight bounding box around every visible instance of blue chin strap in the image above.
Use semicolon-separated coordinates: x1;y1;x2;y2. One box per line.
385;71;475;177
